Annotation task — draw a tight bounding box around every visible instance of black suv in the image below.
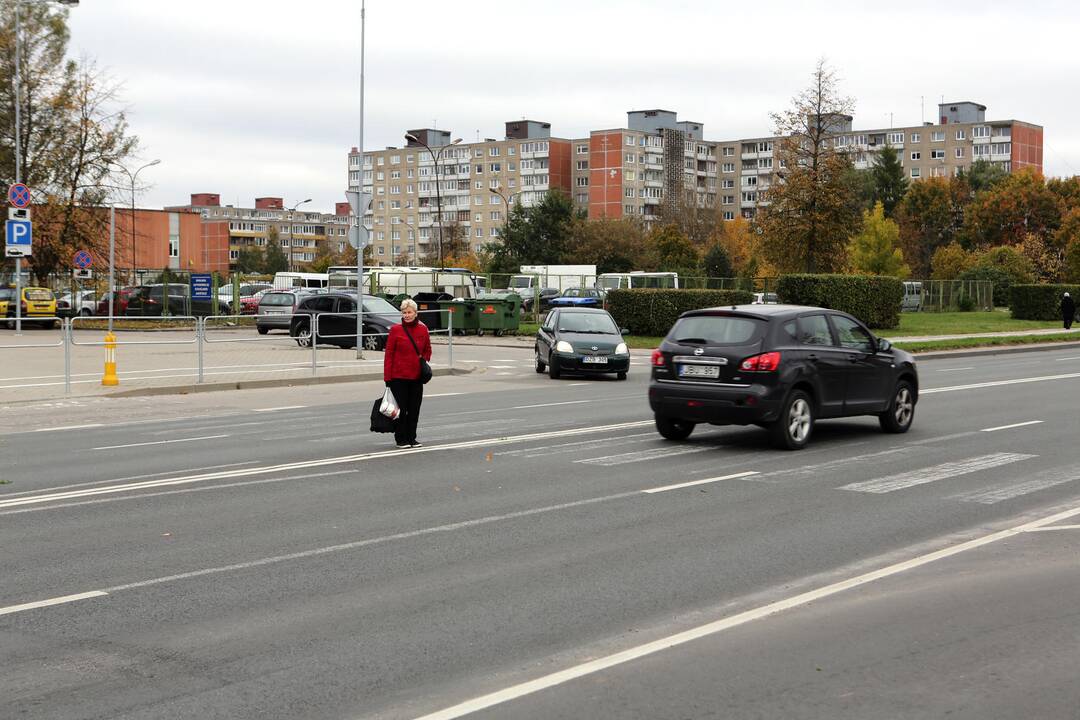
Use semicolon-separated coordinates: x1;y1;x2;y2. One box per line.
289;292;400;350
649;305;918;450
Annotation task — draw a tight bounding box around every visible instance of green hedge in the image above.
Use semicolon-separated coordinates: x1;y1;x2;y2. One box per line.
606;289;753;336
775;274;903;329
1009;284;1080;320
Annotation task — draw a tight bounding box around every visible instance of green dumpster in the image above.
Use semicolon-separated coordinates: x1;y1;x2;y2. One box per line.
475;298;507;336
499;295;521;335
440;299;477;335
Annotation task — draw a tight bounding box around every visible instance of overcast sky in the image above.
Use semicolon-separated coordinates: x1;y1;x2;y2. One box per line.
65;0;1080;213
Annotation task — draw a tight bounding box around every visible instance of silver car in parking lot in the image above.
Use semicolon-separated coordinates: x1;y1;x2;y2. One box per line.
256;289;320;334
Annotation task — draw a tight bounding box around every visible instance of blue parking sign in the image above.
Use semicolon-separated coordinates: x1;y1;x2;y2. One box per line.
5;219;32;257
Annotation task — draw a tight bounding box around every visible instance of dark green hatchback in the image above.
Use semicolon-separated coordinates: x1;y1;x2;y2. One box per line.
534;307;630;380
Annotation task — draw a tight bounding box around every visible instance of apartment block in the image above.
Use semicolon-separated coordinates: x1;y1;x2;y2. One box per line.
166;194;352;270
346;120;573;265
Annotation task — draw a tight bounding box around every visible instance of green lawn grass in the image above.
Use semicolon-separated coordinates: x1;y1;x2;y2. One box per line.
887;311;1061;336
893;333;1080;353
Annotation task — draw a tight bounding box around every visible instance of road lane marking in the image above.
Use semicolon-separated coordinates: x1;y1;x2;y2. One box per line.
33;423;103;432
838;453;1035;494
425;392;464;398
577;446;712;466
511;400;591;409
981;420;1043;432
951;465;1080;505
253;405;306;412
922;371;1080;394
408;501;1080;720
91;434;230;451
1024;525;1080;532
1053;356;1080;361
643;471;759;494
0;461;259;498
0;591;108;617
0;421;654;509
935;367;974;372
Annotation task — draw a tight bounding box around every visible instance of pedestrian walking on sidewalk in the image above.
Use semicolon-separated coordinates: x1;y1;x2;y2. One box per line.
384;298;433;449
1062;292;1075;330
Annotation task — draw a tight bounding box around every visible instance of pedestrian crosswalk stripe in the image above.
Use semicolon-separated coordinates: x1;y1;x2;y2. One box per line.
950;464;1080;504
838;452;1035;494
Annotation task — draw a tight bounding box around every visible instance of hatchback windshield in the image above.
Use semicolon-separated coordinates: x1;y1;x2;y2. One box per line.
0;288;16;301
557;312;619;334
671;315;762;344
25;289;53;301
362;296;399;316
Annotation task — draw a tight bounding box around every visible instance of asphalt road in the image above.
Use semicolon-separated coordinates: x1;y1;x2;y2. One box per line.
3;346;1080;719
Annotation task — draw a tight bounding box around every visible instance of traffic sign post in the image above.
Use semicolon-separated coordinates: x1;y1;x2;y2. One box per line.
190;274;212;302
73;250;92;269
8;183;31;208
6;184;33;335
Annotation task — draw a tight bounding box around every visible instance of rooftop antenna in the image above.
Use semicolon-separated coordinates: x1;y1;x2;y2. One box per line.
889;112;894;127
476;129;480;142
920;96;924;125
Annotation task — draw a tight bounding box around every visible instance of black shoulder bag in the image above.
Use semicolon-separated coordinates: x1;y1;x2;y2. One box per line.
402;324;433;384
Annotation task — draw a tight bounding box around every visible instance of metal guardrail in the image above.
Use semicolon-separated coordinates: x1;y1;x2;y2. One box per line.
1;310;456;395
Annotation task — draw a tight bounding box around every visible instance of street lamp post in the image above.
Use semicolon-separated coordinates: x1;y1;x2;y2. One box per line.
286;198;312;271
107;159;160;285
10;0;79;334
488;185;513;230
404;133;461;266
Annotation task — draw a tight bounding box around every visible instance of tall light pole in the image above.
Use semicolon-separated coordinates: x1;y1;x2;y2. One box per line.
108;159;160;284
11;0;79;334
405;133;461;267
488;184;513;231
286;198;311;271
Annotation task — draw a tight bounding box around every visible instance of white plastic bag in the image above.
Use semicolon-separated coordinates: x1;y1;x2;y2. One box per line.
380;387;400;420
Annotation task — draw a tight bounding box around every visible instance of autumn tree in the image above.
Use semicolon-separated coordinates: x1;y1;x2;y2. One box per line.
263;226;289;273
566;217;649;272
894;176;968;278
869;145;908;217
657;195;723;247
486;190;579;274
1047;176;1080;213
648;223;699;271
959;159;1008;194
960;168;1062;249
1;4;139;281
930;243;975;280
848;202;909;278
757;59;861;273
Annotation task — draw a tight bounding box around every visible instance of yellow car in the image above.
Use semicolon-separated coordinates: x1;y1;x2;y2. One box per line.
3;286;58;328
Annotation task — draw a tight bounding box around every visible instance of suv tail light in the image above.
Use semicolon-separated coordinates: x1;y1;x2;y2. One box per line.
740;351;781;372
651;349;665;366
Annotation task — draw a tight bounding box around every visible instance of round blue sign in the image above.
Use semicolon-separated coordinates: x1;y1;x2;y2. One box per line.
73;250;92;269
8;183;31;208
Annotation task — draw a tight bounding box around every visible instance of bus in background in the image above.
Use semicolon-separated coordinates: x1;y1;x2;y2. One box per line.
273;271;329;290
327;266;479;299
596;271;680;291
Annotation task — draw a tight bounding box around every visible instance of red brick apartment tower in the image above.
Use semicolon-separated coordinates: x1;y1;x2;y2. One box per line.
547;140;573;197
589;131;624;219
1011;122;1044;173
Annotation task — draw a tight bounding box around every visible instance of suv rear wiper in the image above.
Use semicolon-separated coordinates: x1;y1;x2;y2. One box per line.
674;337;708;344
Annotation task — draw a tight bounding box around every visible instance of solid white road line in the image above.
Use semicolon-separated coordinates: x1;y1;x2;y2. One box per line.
425;392;465;398
0;591;108;617
643;471;759;494
408;501;1080;720
511;400;591;409
1053;356;1080;362
91;434;230;451
981;420;1043;432
935;367;974;372
33;423;103;432
1024;525;1080;532
922;371;1080;394
839;453;1035;494
1;421;654;509
0;461;259;498
252;405;307;412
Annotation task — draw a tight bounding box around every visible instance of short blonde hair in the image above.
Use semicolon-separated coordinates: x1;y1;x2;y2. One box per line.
400;298;418;313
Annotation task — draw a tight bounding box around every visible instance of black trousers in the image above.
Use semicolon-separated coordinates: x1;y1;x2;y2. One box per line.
389;379;424;445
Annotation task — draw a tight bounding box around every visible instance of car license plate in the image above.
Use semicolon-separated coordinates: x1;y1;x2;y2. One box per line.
678;364;720;379
582;356;608;364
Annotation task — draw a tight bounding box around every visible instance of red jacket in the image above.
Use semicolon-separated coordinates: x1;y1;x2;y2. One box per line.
384;320;433;382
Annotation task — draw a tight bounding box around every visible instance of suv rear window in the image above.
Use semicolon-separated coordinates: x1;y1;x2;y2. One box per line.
25;289;53;301
261;293;297;306
670;315;762;344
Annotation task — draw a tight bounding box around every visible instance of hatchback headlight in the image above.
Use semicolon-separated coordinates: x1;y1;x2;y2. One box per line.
555;340;574;353
615;343;629;355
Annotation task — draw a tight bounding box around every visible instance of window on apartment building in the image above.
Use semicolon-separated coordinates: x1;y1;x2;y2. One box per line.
391;230;401;240
490;211;501;221
931;131;945;142
390;155;400;165
722;163;735;173
931;167;946;177
376;172;384;181
577;144;588;154
723;211;735;220
489;163;500;173
508;179;516;188
910;167;921;178
390;217;401;225
721;179;734;189
931;149;945;160
625;153;635;163
507;162;516;171
406;169;414;179
723;195;734;205
489;147;499;157
507;146;515;156
486;195;498;205
474;164;483;174
625;170;636;181
390;170;400;180
955;147;964;159
624;187;634;198
742;191;757;202
474;149;483;158
474;214;482;223
888;132;904;144
626;135;635;146
390;186;401;194
376;157;384;166
955;129;966;140
910;133;921;143
474;181;483;190
407;155;414;163
743;176;757;186
406;184;414;194
576;176;590;187
910;151;921;161
722;147;734;157
576;160;589;170
972;126;990;138
757;141;773;153
490;227;499;237
390;200;401;209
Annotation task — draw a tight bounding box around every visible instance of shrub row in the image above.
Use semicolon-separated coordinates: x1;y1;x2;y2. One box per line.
775;274;903;329
1009;284;1080;320
606;289;753;336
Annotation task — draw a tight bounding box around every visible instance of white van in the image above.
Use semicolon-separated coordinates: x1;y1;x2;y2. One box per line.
596;272;680;290
901;281;923;312
273;271;329;290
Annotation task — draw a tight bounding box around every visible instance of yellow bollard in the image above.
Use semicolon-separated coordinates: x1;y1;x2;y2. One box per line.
101;331;119;386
